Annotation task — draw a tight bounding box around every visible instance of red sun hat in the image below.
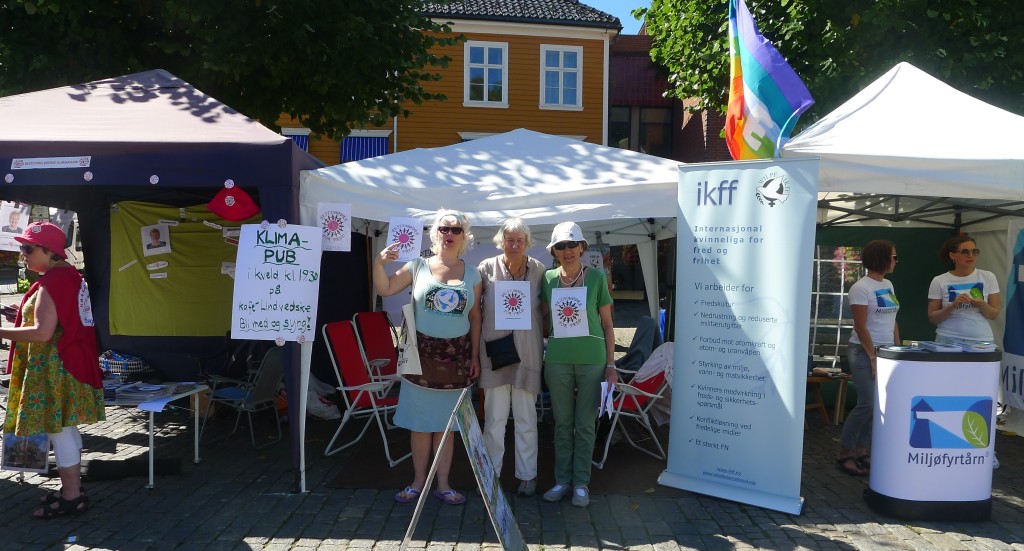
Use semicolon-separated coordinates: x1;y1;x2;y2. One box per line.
14;222;67;258
208;180;260;221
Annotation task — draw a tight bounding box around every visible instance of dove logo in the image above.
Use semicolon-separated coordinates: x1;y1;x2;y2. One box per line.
909;396;992;449
426;287;467;316
754;172;791;207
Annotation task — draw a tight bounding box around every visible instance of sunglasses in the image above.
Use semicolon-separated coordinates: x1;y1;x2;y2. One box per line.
438;226;464;235
553;240;581;251
19;244;35;254
957;248;981;256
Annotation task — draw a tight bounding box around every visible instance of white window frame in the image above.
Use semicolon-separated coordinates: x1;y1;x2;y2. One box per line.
539;44;583;111
464;40;509;108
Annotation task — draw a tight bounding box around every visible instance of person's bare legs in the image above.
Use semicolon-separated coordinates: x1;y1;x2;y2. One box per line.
407;431;434;491
34;465;84;517
432;432;456;492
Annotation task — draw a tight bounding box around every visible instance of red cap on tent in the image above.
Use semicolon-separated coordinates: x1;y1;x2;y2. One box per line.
208;180;259;221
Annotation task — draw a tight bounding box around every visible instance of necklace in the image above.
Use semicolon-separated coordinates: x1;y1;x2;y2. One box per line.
559;266;585;288
504;257;527;280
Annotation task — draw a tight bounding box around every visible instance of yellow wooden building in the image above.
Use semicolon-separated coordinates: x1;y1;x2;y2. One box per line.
280;1;621;166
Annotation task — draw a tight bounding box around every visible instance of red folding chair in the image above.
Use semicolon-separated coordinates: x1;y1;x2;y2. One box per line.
352;311;401;383
593;368;668;469
321;321;409;466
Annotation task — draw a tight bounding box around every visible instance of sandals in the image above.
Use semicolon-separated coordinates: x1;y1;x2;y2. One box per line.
33;494;88;519
394;486;421;503
836;456;868;477
432;489;466;505
41;487;87;505
856;454;871;468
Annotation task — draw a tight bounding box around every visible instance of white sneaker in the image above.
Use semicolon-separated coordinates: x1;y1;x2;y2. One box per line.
542;484;570;502
571;486;590;507
992;454;1000;470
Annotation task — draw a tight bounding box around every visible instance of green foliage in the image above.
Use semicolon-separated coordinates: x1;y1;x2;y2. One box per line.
0;0;463;140
639;0;1024;122
17;278;29;293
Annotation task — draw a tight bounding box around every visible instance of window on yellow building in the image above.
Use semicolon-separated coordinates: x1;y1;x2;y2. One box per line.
465;41;508;108
540;45;583;110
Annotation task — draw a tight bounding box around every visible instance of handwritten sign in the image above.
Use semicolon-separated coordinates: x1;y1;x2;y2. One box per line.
231;223;322;342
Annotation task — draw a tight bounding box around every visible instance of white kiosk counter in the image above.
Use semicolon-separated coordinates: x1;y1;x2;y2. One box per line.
864;346;1001;520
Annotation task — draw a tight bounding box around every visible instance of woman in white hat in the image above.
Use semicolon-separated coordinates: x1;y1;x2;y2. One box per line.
539;221;616;507
1;222;104;518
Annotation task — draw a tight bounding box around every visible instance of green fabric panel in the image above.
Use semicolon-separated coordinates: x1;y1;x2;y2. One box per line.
816;226;954;342
109;201;262;336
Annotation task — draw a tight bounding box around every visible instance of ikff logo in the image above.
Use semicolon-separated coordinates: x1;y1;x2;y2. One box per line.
909;396;992;449
754;172;791;207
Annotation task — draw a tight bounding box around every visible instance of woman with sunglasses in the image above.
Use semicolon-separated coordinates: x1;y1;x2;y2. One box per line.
373;209;481;506
927;235;1000;343
1;223;104;518
837;240;899;477
477;218;545;497
539;222;615;507
927;235;1001;467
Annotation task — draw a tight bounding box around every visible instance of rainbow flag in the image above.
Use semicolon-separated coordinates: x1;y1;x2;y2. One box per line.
725;0;814;160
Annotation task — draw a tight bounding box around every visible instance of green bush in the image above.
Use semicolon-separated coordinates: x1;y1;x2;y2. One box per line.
17;278;29;293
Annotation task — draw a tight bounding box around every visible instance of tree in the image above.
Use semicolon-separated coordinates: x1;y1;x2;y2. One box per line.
0;0;462;140
637;0;1024;121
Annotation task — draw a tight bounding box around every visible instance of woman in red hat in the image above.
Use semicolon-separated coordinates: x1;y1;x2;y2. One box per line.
1;222;104;518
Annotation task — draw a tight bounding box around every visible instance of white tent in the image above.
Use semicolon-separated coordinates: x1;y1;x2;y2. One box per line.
781;62;1024;200
300;128;681;317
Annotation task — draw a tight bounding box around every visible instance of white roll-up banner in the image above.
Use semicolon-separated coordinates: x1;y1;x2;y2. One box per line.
660;158;819;514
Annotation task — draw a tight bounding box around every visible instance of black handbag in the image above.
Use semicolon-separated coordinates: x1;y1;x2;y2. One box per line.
485;333;521;370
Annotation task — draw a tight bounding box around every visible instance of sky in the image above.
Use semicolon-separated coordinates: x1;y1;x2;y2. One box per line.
585;1;649;35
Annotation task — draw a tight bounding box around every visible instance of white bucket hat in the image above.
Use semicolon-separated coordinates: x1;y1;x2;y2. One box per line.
546;221;588;253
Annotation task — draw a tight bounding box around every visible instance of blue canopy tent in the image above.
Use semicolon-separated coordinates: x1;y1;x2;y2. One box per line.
0;69;323;491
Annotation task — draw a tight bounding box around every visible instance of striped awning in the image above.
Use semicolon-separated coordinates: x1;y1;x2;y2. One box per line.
287;134;309;151
341;136;388;162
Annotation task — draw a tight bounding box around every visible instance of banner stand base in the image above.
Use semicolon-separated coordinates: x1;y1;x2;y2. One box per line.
658;470;804;515
864;488;991;521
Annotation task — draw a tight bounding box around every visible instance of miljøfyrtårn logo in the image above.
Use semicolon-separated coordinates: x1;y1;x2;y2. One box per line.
909;396;992;449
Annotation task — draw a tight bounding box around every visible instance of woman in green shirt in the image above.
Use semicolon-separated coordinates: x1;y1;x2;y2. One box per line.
539;222;616;507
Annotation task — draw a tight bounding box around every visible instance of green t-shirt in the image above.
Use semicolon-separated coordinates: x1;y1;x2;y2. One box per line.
541;267;613;365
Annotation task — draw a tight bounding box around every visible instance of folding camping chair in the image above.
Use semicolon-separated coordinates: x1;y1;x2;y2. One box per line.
322;321;409;466
593;366;669;469
352;311;402;398
200;346;285;449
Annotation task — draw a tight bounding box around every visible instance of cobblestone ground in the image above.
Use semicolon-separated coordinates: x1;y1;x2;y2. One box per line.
0;299;1022;550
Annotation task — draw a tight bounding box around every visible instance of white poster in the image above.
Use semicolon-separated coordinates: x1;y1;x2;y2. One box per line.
387;216;424;262
0;201;30;252
582;250;605;272
230;222;323;343
317;202;352;252
549;287;589;338
661;158;819;515
493;280;532;330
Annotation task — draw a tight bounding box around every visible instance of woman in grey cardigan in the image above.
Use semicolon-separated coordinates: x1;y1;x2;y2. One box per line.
477;218;545;497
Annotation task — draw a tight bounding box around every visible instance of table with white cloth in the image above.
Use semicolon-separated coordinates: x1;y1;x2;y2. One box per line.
105;383;208;489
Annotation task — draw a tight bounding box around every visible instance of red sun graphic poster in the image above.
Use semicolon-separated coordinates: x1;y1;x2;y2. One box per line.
317;202;352;252
494;280;532;330
387;216;424;262
549;288;589;337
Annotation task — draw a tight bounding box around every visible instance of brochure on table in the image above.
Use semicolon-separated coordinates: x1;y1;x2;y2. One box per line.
661;158;818;515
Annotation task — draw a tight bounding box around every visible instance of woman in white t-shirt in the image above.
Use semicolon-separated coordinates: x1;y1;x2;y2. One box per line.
927;235;1001;344
927;235;1002;469
837;240;900;477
